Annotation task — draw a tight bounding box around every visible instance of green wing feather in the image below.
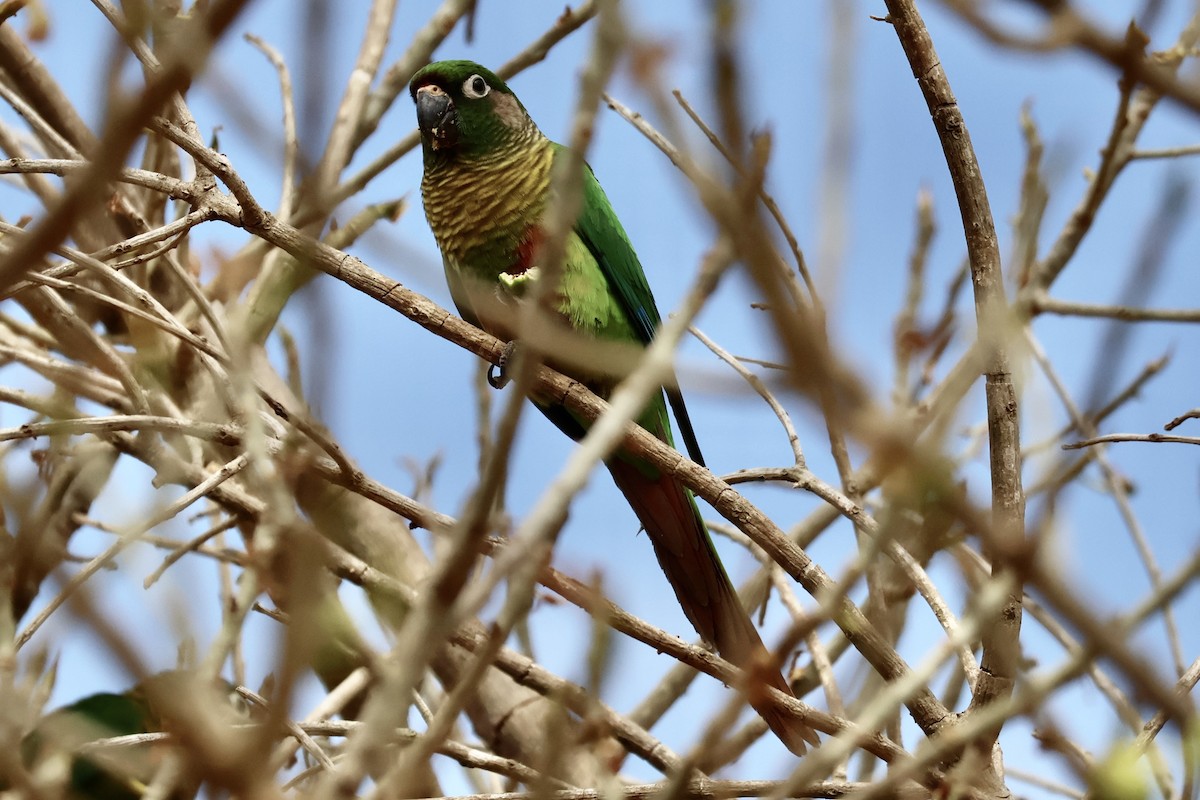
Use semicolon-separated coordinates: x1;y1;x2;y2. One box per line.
22;692;155;800
18;673;252;800
558;145;706;466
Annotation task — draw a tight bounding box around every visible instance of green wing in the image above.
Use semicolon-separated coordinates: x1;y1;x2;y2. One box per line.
23;692;155;800
560;145;706;466
19;673;250;800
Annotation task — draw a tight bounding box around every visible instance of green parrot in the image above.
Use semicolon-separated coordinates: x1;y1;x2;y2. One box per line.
410;60;818;755
15;672;251;800
20;689;165;800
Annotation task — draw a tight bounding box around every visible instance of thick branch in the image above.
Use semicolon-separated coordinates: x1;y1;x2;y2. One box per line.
883;0;1026;778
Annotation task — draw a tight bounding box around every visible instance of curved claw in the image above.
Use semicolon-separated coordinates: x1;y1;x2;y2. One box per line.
487;341;518;389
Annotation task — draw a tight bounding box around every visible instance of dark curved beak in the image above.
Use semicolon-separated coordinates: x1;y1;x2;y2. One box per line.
415;86;458;151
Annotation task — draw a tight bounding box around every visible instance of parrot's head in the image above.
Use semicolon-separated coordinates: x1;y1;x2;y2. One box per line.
410;60;539;160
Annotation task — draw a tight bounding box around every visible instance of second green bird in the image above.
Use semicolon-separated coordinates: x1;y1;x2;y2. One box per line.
410;60;818;755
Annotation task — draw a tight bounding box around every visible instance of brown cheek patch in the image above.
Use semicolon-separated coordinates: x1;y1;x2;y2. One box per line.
491;93;527;129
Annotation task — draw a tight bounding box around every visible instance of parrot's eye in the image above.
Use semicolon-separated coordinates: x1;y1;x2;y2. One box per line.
462;74;490;99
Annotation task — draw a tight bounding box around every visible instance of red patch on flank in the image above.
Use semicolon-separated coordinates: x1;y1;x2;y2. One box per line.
506;225;545;277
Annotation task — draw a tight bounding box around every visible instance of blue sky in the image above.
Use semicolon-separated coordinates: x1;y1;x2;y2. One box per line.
7;1;1200;796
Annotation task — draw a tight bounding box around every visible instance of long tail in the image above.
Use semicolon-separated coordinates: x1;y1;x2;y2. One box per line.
606;459;820;755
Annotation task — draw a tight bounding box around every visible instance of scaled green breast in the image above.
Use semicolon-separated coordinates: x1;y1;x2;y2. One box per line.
422;143;555;274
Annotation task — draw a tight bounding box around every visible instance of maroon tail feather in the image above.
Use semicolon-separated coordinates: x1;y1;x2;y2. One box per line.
606;460;820;755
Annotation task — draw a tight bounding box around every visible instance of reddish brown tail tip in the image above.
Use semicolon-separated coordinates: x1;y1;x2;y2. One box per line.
757;701;820;756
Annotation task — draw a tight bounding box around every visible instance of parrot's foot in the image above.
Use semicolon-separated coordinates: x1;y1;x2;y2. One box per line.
487;341;518;389
498;266;541;295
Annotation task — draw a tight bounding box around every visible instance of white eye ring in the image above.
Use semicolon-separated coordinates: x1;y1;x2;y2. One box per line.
462;74;490;99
